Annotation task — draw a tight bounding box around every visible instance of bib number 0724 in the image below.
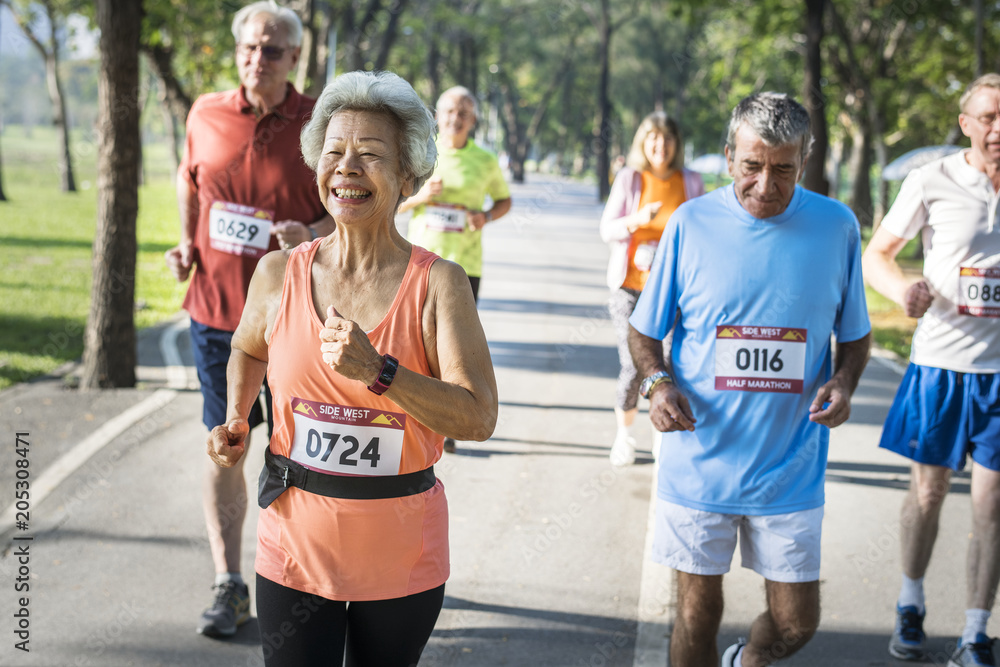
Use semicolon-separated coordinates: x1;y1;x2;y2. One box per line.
304;429;381;468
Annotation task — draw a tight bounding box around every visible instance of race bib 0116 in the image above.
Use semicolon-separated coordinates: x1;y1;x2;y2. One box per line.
208;201;274;259
423;203;467;233
288;397;407;476
958;266;1000;317
715;325;807;394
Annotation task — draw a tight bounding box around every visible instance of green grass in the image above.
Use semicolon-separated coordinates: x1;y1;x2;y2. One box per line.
0;125;185;389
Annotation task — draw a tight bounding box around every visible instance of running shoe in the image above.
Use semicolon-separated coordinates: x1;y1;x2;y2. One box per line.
721;637;747;667
444;437;456;453
889;604;926;660
609;434;636;467
196;581;250;638
948;633;997;667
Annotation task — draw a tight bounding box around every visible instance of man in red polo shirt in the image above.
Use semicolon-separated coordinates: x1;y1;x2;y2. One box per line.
164;0;331;639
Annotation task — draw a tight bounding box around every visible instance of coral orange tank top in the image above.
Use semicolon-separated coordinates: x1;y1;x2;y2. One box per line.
621;170;687;291
255;240;449;601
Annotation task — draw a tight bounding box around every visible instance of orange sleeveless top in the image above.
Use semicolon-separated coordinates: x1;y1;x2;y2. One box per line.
621;170;687;291
255;240;449;601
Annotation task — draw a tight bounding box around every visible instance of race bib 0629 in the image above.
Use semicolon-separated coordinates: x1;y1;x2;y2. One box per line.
423;203;467;233
714;325;807;394
288;397;406;476
208;201;273;259
958;266;1000;317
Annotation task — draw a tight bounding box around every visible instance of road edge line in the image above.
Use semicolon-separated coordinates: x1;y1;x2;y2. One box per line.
633;456;673;666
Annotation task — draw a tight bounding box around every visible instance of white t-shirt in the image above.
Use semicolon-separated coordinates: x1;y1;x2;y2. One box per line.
880;150;1000;373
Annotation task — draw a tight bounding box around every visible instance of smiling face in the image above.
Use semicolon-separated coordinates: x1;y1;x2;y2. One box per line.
316;110;413;226
959;85;1000;168
436;92;476;143
643;130;677;172
236;16;299;101
725;125;805;219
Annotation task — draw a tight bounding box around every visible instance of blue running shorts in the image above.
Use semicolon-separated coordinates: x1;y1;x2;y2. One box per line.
879;363;1000;472
189;319;270;435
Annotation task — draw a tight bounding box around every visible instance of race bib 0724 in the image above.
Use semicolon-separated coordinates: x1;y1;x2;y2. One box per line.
423;203;467;233
288;397;406;476
715;325;807;394
208;201;273;259
958;266;1000;317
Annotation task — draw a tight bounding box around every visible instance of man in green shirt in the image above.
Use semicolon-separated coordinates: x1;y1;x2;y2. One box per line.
401;86;512;303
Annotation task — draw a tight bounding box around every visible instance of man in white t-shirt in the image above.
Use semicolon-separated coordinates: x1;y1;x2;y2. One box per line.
863;73;1000;667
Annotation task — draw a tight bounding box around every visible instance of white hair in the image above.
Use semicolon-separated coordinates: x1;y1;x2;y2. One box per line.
437;85;479;120
301;71;438;198
232;1;303;47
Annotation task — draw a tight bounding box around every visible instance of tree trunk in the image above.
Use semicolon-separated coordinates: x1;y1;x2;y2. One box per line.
44;49;76;192
869;96;889;228
374;0;409;72
594;0;612;202
848;117;874;228
143;46;192;170
82;0;142;389
0;129;6;201
802;0;829;195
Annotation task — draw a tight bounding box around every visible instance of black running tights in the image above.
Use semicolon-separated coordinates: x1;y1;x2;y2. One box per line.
256;574;445;667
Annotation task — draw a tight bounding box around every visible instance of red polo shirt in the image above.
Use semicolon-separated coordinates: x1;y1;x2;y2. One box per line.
180;83;325;331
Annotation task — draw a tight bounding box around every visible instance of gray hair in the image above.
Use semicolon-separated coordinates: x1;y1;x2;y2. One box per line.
960;73;1000;112
301;71;438;198
726;92;813;163
232;1;303;47
437;85;479;120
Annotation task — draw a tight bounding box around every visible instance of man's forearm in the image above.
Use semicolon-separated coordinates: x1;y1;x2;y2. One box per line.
176;178;199;245
628;325;668;378
833;332;872;396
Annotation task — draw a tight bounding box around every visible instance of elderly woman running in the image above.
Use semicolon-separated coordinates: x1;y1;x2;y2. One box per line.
207;70;498;666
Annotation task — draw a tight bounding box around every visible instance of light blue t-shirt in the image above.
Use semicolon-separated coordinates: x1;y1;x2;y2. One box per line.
630;184;871;515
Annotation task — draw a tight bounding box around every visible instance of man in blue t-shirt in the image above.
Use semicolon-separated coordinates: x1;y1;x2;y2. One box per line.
629;93;872;667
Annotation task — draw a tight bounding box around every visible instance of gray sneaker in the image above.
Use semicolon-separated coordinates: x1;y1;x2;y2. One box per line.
721;637;747;667
948;634;996;667
889;605;926;660
197;581;250;638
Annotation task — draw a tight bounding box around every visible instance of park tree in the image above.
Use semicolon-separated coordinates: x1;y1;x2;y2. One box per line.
2;0;77;192
81;0;142;388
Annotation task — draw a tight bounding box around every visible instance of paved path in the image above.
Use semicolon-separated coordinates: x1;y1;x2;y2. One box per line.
0;175;975;666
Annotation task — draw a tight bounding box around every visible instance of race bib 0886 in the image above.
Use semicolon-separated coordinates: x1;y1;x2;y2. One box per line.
209;201;273;259
958;266;1000;317
715;325;807;394
288;397;406;476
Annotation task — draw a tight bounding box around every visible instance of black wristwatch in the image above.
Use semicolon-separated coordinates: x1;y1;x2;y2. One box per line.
639;371;672;399
367;354;399;395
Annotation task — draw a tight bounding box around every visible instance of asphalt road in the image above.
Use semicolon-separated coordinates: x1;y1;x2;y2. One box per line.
0;175;978;666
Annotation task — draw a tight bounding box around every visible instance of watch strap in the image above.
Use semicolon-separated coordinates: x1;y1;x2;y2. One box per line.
367;354;399;395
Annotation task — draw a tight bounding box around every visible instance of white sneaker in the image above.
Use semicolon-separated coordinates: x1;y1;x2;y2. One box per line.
610;434;636;467
721;638;747;667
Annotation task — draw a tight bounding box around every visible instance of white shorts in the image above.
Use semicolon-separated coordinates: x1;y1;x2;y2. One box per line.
651;497;823;583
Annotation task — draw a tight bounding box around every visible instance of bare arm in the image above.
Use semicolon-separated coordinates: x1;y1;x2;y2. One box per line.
628;325;696;433
862;226;932;318
319;260;498;441
468;197;512;231
165;173;199;282
206;251;288;467
397;175;442;214
808;332;872;428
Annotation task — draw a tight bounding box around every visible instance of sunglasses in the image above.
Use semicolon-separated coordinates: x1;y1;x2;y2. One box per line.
238;43;289;61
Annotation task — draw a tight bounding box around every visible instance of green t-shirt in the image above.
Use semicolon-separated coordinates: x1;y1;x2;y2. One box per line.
407;138;510;277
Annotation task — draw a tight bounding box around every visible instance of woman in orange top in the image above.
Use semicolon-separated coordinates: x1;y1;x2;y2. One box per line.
207;71;498;666
600;112;705;466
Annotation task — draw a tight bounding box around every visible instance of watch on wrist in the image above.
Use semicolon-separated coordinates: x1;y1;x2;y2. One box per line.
367;354;399;395
639;371;672;399
484;209;492;222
